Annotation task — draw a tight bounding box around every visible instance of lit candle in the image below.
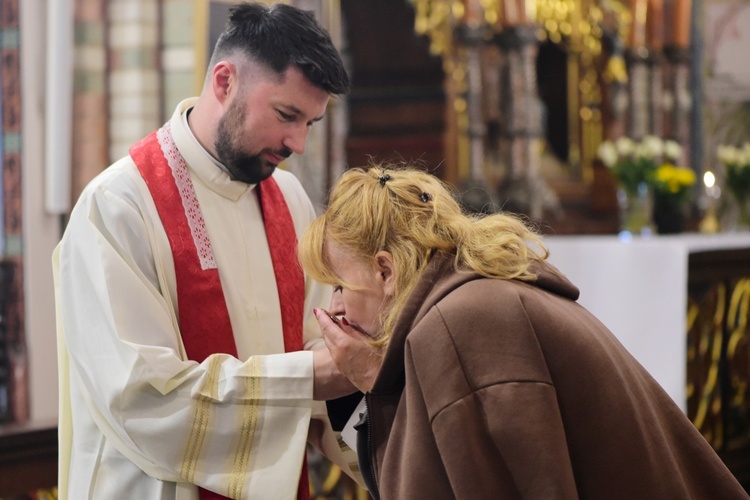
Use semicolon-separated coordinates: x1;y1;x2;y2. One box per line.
703;170;720;200
699;170;720;233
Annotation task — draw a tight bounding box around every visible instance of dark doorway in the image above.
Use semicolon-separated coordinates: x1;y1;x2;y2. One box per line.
536;40;569;164
341;0;446;175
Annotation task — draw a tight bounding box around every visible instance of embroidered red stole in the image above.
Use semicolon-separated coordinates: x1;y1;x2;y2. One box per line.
130;123;309;500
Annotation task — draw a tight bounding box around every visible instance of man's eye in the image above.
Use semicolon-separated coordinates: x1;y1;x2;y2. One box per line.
278;110;293;121
333;285;343;293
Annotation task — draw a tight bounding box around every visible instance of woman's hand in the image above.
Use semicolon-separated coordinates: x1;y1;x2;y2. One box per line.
314;309;383;393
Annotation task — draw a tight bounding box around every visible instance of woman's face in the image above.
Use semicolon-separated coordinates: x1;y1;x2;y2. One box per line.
325;241;395;338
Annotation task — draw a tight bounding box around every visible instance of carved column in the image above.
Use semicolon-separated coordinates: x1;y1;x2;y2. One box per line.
648;52;665;136
494;25;558;220
663;46;691;165
600;28;629;140
454;24;491;185
626;50;651;139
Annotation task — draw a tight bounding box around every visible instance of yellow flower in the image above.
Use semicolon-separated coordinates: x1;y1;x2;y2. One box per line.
655;164;695;196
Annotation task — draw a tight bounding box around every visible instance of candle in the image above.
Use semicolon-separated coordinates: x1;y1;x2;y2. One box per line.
525;0;537;24
462;0;484;26
703;171;721;200
517;0;527;24
673;0;692;47
628;0;648;48
502;0;521;26
647;0;664;51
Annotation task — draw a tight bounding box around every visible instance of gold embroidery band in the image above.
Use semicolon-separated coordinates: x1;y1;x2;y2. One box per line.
228;357;262;498
181;356;223;482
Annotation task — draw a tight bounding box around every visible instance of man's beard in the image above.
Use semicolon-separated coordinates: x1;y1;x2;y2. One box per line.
214;101;291;185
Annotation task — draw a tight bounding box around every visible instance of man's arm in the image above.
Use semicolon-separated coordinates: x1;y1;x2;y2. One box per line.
312;347;358;400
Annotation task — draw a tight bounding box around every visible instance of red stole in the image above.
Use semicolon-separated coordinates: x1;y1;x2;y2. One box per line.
129;123;309;500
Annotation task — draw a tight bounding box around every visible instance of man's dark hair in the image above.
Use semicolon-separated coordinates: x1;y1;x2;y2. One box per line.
210;2;349;95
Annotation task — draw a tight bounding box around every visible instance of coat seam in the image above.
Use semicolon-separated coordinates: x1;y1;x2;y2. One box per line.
428;305;553;424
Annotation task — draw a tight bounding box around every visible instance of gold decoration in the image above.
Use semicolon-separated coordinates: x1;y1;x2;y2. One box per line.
687;283;726;448
410;0;633;181
603;55;628;84
688;276;750;451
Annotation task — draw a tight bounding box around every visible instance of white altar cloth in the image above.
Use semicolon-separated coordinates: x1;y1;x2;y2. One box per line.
544;233;750;412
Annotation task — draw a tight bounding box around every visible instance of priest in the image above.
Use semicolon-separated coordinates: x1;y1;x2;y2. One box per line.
53;3;358;499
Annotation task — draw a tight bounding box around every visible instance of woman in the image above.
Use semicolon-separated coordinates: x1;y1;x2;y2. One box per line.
300;165;747;499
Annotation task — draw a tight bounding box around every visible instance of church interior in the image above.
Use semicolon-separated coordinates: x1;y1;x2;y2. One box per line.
2;0;750;497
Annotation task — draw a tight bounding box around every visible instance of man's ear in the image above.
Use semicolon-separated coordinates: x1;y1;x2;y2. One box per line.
211;61;236;105
374;251;396;297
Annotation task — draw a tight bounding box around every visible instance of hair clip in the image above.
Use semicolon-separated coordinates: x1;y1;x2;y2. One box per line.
420;192;432;202
379;173;391;186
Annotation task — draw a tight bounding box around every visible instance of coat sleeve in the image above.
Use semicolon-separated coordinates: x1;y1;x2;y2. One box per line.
402;304;580;499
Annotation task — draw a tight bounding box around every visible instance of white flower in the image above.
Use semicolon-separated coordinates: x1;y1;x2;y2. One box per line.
638;135;664;159
742;143;750;165
664;140;682;162
717;145;736;165
740;146;750;169
615;137;635;156
716;143;750;170
597;141;618;167
717;144;750;167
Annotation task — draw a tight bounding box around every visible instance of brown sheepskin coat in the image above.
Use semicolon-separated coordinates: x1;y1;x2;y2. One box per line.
356;252;748;500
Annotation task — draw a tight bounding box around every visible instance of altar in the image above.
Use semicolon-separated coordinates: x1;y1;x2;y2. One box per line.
544;233;750;412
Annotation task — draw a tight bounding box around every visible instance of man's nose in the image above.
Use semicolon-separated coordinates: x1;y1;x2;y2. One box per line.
283;125;308;155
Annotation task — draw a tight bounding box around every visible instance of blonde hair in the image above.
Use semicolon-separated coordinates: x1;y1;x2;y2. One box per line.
298;164;548;348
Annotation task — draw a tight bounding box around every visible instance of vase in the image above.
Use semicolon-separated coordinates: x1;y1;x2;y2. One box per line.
725;193;750;232
653;194;686;235
617;183;654;237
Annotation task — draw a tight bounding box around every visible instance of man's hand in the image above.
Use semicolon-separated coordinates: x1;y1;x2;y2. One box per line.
312;348;357;401
313;309;383;393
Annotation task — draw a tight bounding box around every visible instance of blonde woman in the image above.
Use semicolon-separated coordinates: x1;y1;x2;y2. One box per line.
299;165;747;500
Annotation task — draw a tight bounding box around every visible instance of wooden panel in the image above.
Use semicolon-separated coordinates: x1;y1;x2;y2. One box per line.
348;91;445;135
346;135;445;177
0;419;58;496
341;0;443;87
342;0;447;180
540;178;619;235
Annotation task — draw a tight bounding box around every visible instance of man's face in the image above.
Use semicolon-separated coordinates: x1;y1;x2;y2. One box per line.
214;66;330;185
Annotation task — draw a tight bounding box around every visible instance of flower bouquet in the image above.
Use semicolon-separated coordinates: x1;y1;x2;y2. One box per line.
717;143;750;230
597;135;683;235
